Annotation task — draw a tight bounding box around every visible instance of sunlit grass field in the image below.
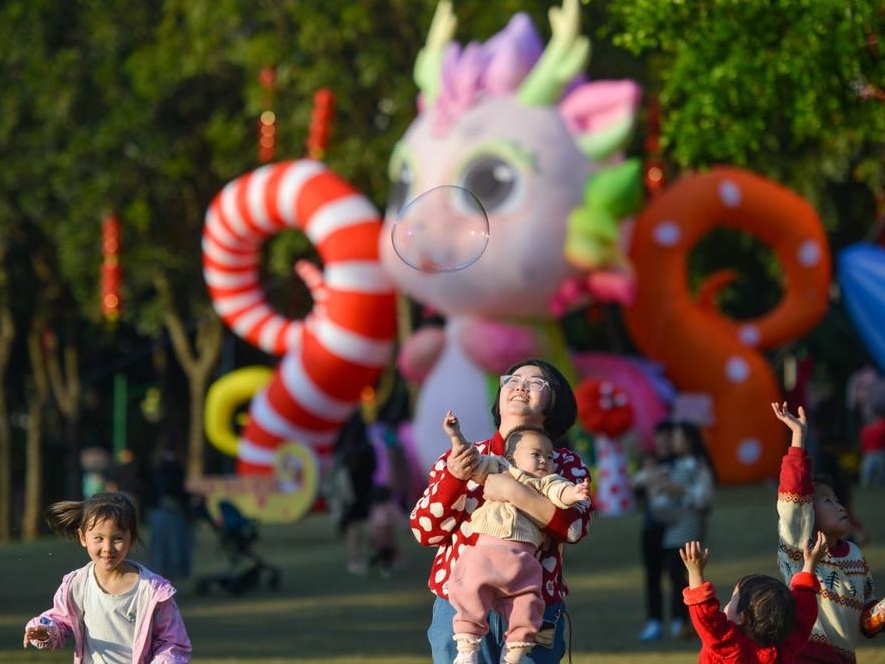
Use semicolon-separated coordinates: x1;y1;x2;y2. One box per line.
1;484;883;663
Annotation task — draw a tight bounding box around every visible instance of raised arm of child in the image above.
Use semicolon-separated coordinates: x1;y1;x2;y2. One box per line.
442;409;497;482
679;541;710;589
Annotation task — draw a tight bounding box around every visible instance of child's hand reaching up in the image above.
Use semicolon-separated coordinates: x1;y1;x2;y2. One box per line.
770;401;807;449
443;410;467;449
680;541;710;589
443;410;480;481
802;530;828;574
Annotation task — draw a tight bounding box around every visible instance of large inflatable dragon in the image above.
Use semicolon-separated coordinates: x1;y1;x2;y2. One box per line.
377;0;647;471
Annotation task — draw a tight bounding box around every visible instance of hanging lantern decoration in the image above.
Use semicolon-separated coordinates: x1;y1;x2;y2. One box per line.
306;88;335;160
258;65;277;163
643;94;665;198
101;213;122;321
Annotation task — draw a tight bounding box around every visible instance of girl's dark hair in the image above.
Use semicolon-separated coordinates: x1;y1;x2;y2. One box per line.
503;425;549;457
44;492;140;546
672;420;719;483
491;358;577;444
735;574;796;646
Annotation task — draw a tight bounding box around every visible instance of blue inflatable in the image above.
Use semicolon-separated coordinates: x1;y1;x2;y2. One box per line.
838;243;885;373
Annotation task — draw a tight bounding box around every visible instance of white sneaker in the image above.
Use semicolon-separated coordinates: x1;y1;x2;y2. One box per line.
638;619;663;641
670;618;684;638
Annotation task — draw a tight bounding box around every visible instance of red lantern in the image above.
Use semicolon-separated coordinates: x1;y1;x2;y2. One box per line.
306;88;335;160
258;66;277;163
643;95;666;198
101;213;121;320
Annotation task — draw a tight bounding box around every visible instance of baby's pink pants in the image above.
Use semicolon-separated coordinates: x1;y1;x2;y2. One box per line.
449;534;544;643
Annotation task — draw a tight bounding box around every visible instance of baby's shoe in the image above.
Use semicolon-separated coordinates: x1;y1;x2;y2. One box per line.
500;641;532;664
453;633;481;664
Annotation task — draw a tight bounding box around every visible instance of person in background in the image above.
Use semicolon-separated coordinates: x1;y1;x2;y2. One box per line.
655;421;716;639
858;380;885;489
147;437;194;580
105;448;146;516
329;411;378;575
366;484;405;578
679;534;826;664
411;358;592;664
23;492;191;663
633;418;675;641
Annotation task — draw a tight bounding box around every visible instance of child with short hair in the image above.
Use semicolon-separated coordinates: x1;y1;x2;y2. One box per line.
771;402;884;664
23;491;192;663
680;533;826;663
443;411;590;664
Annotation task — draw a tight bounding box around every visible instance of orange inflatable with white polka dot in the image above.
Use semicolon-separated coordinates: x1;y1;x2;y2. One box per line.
621;167;831;484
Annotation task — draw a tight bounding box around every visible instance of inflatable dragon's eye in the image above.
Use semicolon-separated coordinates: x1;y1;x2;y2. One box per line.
459;154;524;215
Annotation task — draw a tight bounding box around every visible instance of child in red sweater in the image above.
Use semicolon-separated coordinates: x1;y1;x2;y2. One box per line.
680;534;826;664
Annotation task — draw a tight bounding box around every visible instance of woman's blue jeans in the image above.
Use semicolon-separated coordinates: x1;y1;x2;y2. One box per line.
428;595;566;664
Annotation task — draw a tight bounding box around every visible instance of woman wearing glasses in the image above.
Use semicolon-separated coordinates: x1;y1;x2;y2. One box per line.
411;359;592;664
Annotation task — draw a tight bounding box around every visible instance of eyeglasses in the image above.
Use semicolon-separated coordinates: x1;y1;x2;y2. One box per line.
500;374;549;392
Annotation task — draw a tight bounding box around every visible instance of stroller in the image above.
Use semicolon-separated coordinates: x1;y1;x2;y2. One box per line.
194;498;282;595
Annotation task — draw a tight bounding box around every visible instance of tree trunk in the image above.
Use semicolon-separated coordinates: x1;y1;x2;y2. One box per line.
22;320;50;541
0;256;17;543
44;328;82;498
155;273;223;479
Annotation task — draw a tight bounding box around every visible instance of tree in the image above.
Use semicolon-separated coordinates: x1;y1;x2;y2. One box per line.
600;0;885;238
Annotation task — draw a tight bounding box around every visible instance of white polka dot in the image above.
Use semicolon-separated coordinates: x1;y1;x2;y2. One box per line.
451;494;466;512
465;497;479;513
654;221;681;246
419;516;433;531
798;240;822;267
725;356;750;382
737;438;762;465
441;516;457;532
718;180;742;207
542;556;557;572
738;325;760;346
434;568;447;583
428;535;443;545
429;501;444;517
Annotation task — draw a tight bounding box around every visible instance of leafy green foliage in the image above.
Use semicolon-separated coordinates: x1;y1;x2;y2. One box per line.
601;0;885;231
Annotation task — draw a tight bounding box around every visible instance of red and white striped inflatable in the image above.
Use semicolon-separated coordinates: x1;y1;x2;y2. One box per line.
202;159;397;474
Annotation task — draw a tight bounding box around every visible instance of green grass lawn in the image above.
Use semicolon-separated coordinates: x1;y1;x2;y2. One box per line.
1;484;884;663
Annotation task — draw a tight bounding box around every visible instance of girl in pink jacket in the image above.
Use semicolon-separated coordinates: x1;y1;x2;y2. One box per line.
23;491;191;664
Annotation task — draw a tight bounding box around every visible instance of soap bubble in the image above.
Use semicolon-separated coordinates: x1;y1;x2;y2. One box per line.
391;185;489;272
